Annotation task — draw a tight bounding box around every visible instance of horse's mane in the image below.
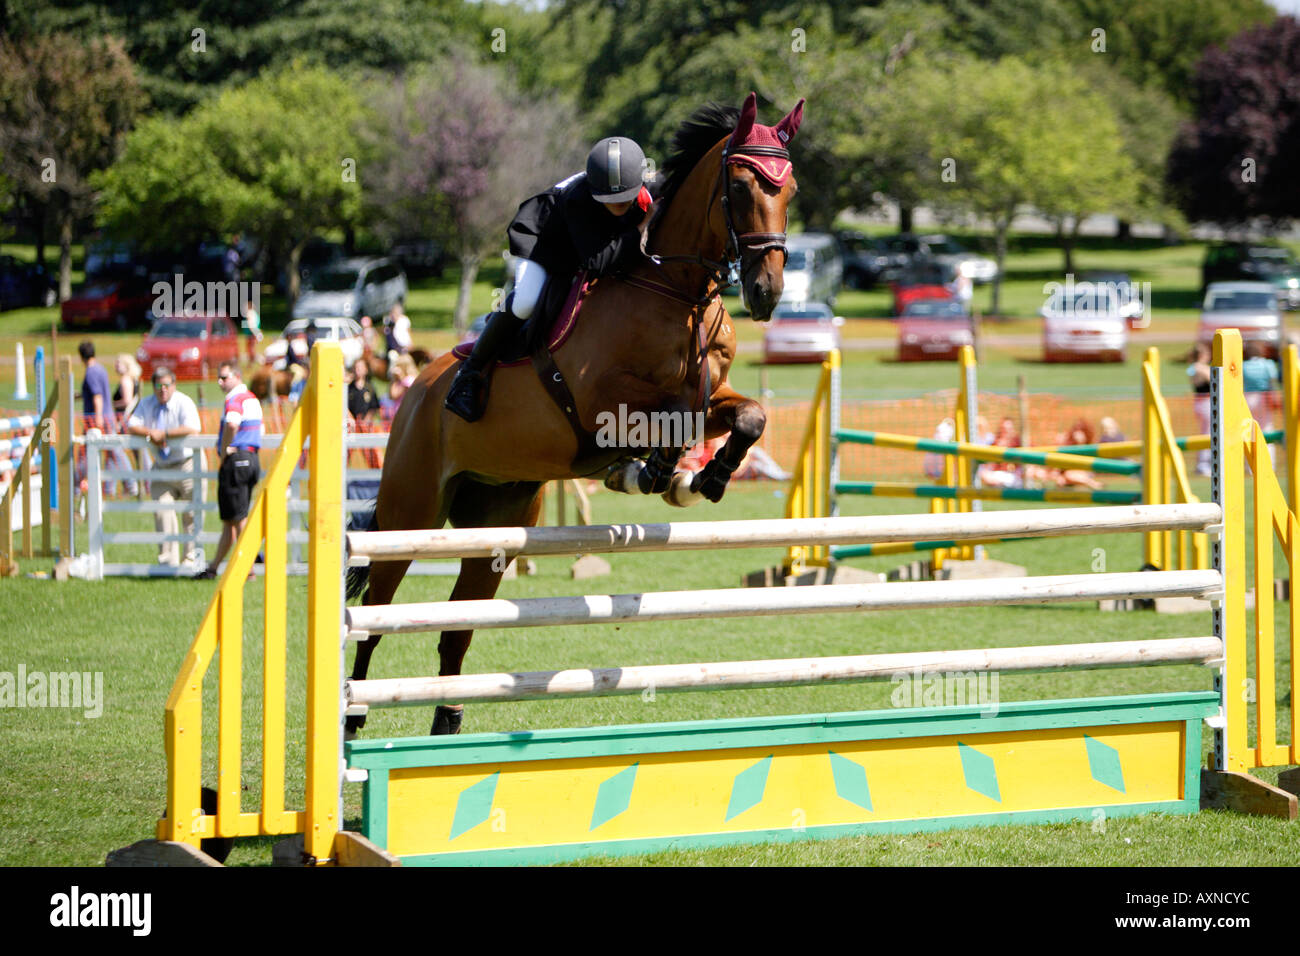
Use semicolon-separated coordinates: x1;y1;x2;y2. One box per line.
652;101;738;210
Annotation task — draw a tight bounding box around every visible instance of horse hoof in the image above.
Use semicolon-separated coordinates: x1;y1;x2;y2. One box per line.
604;460;643;494
432;705;463;736
664;470;703;507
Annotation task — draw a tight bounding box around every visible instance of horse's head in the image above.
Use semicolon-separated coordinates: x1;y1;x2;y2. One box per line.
719;93;804;321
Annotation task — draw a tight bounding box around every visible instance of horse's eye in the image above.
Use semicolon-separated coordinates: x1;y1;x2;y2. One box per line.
730;180;746;195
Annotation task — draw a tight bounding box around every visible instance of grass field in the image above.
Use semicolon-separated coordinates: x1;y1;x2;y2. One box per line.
0;234;1296;867
1;481;1296;867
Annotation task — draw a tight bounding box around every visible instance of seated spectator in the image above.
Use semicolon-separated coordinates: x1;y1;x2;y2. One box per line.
1055;419;1104;490
978;417;1022;488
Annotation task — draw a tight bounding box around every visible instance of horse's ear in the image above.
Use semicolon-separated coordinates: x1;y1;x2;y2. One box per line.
730;91;757;147
774;99;805;145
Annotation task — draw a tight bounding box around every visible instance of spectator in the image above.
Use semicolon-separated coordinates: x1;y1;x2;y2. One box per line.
112;353;142;424
242;298;262;364
978;417;1022;488
197;362;263;580
79;341;135;497
359;315;378;353
284;329;310;373
1243;341;1280;465
125;366;202;568
1055;419;1104;490
923;418;956;481
1187;343;1213;476
1099;416;1125;444
348;358;381;424
224;235;242;282
385;302;412;357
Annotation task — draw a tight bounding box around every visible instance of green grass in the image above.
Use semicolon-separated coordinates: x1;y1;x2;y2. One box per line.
1;483;1295;867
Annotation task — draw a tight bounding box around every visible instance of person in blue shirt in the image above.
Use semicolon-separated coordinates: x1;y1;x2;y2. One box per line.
78;340;135;497
1242;341;1280;465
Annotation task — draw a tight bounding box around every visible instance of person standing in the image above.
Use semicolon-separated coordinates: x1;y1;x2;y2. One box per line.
197;361;263;580
125;367;201;567
385;302;411;358
1187;343;1213;476
242;298;262;364
79;341;136;497
1243;341;1280;466
347;358;381;425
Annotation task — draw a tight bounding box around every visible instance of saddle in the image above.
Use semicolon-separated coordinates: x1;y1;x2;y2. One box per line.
449;274;589;368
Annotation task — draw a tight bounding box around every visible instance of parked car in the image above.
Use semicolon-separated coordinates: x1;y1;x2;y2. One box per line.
389;238;446;278
762;301;843;364
836;232;907;289
891;260;957;316
0;255;56;310
1077;270;1144;328
882;234;998;284
1197;281;1283;356
1202;242;1300;309
135;314;240;381
292;257;407;322
263;316;366;368
1040;286;1127;363
779;234;842;307
60;279;155;330
897;299;973;362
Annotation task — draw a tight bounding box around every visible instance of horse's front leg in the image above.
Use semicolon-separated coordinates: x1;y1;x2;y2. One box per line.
666;384;766;506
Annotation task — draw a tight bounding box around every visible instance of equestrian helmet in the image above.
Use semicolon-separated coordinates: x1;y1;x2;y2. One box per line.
586;137;646;203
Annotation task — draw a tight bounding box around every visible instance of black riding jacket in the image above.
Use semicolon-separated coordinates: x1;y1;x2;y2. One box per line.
507;173;645;279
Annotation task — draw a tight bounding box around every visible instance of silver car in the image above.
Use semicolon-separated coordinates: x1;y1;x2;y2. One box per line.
292;257;407;322
1197;281;1282;356
1041;287;1127;363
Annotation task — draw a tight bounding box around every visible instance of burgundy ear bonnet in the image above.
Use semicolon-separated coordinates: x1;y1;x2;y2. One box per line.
725;92;804;186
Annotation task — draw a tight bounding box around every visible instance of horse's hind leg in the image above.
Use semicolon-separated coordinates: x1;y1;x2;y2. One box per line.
433;480;544;735
344;557;413;738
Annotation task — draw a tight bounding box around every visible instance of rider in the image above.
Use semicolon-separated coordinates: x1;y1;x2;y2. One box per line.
444;136;654;422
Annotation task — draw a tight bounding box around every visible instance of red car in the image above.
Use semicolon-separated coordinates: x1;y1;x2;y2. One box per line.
892;283;953;317
135;314;240;381
897;298;973;361
60;280;155;331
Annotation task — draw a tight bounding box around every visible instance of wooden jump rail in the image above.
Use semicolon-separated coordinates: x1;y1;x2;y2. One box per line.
118;333;1297;868
347;636;1225;708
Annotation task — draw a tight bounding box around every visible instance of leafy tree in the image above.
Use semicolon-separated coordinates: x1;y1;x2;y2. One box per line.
362;58;585;332
95;66;364;304
870;56;1138;311
1062;0;1275;108
0;32;146;299
3;0;478;114
1167;15;1300;227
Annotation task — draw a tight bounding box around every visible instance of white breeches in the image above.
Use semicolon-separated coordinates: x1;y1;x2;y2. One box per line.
510;259;549;320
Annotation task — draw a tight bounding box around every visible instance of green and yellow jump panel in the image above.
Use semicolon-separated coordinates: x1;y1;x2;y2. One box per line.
345;691;1217;865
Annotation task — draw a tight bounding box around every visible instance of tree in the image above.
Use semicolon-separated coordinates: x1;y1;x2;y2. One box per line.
3;0;478;114
95;66;364;306
0;33;146;299
1062;0;1275;108
1167;16;1300;226
363;58;584;333
872;57;1139;312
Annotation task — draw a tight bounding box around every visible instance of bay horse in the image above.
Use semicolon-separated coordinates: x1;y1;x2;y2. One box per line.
346;93;804;737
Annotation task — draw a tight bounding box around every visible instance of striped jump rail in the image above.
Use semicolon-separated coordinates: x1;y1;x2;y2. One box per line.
834;428;1142;475
832;481;1141;505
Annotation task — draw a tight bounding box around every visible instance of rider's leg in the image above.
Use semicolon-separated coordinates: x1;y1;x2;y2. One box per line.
444;260;549;422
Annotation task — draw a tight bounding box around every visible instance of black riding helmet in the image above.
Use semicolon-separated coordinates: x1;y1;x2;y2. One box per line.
586;137;646;203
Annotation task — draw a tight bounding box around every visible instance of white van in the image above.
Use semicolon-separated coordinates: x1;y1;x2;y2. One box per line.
779;233;842;308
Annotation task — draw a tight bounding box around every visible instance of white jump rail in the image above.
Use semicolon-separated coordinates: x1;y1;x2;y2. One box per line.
346;569;1223;636
347;502;1224;560
347;635;1224;707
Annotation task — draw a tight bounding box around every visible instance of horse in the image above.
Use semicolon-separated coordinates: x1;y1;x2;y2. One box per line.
345;93;804;737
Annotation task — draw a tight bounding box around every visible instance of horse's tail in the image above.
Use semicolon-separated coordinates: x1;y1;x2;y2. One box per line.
345;506;378;602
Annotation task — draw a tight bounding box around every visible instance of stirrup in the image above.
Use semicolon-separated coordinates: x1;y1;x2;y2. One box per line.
445;366;488;422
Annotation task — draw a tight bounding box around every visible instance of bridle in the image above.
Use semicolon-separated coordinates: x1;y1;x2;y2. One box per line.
644;140;791;306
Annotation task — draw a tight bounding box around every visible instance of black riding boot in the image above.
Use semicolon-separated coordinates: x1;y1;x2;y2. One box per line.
444;311;517;422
